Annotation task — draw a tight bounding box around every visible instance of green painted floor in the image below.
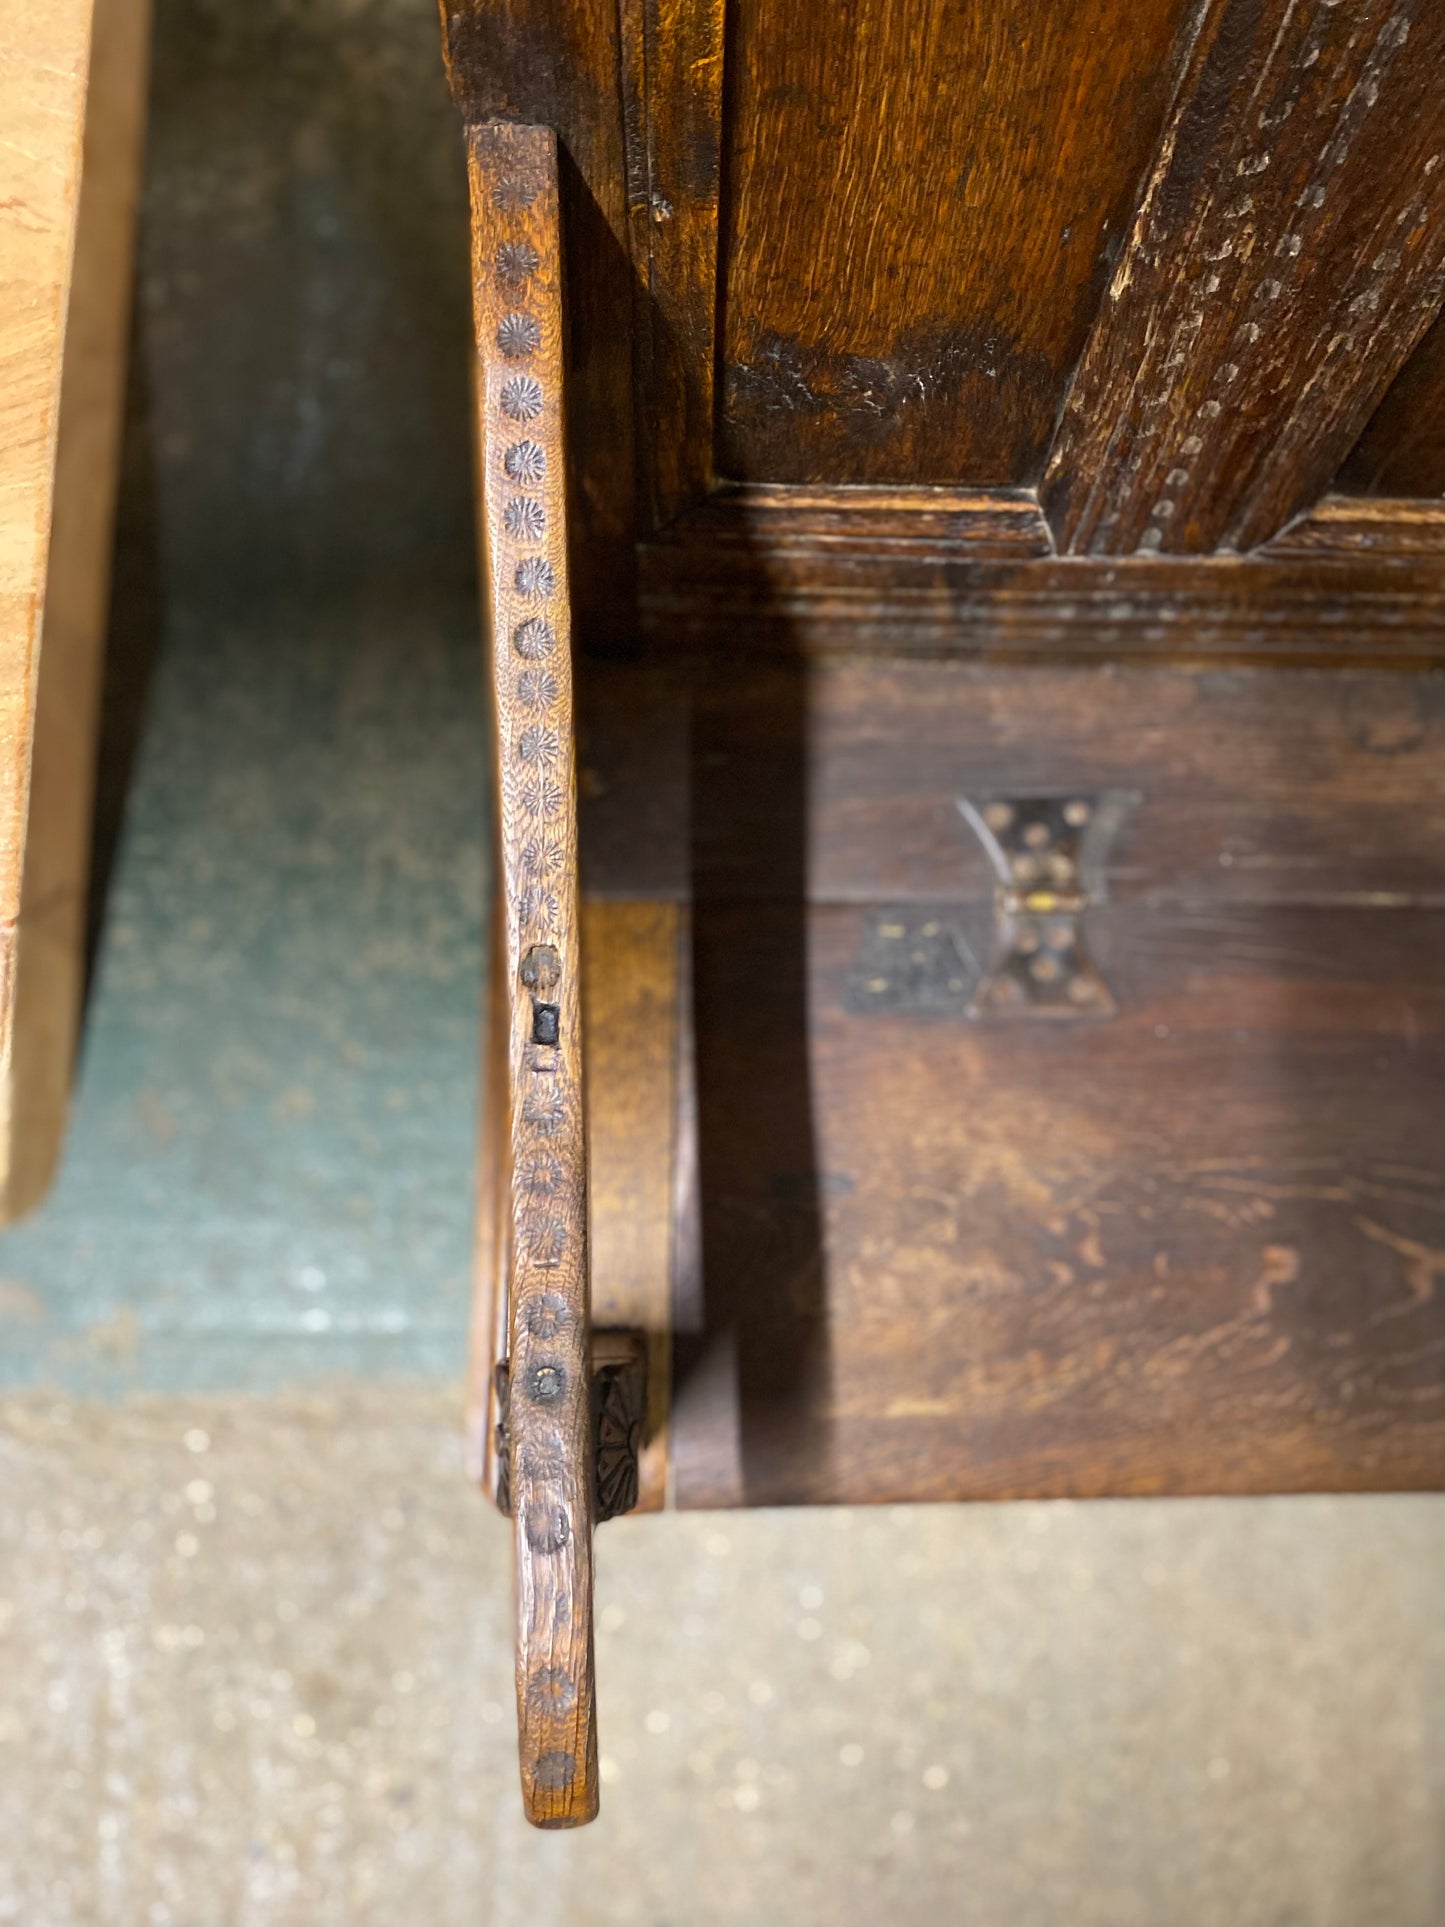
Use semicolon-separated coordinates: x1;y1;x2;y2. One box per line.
0;0;485;1395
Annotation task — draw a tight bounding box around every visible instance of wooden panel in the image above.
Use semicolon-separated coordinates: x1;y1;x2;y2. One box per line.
618;0;726;526
581;656;1445;908
673;900;1445;1507
441;0;637;629
0;0;150;1221
1044;0;1445;556
1339;318;1445;498
583;898;681;1511
466;123;597;1830
639;488;1445;665
1265;496;1445;559
717;0;1196;485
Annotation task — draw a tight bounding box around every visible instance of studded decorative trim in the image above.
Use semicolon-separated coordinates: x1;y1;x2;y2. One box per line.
467;120;597;1830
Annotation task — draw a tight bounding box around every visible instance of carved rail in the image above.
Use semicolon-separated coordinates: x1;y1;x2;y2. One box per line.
466;121;597;1829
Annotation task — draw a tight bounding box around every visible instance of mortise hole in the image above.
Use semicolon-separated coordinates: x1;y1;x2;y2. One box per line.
532;1001;560;1047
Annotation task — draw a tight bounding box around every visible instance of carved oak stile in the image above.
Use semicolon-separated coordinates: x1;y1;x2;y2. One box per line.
465;122;598;1830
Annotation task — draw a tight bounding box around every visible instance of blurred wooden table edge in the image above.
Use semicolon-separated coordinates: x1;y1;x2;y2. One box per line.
0;0;152;1220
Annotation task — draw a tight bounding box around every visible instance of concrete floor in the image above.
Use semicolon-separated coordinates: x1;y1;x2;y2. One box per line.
1;1;1442;1920
3;1387;1443;1926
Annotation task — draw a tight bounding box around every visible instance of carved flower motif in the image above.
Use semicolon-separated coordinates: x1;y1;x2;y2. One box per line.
497;371;543;422
523;1291;570;1339
523;1502;571;1554
517;887;559;929
503;496;546;541
521;1090;566;1136
519;773;564;819
516;668;559;711
520;833;565;874
516;724;560;765
499;375;544;422
497;311;541;359
512;617;555;660
515;556;556;600
503;439;546;483
522;1153;566;1198
517;1437;567;1482
496;240;541;286
492;175;540;214
526;1666;577;1716
524;1219;568;1269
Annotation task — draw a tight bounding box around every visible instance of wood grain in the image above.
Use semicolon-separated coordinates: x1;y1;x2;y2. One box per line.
442;0;1445;1591
471;903;678;1514
1264;494;1445;558
618;0;726;526
583;898;682;1511
579;655;1445;909
441;1;636;631
0;0;93;942
638;487;1445;667
1044;0;1445;555
573;644;1445;1504
673;898;1445;1507
718;0;1196;484
466;122;597;1830
0;0;151;1220
1340;316;1445;498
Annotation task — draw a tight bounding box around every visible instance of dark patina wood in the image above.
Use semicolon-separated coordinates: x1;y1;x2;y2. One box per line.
579;656;1445;907
675;898;1445;1506
718;0;1196;484
1042;0;1445;554
1342;317;1445;498
639;488;1445;666
440;0;1445;1827
618;0;726;525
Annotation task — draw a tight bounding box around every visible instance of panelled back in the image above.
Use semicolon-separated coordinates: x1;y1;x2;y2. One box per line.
718;0;1195;484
